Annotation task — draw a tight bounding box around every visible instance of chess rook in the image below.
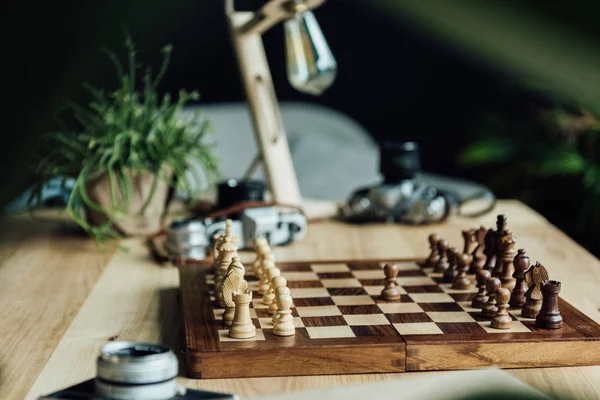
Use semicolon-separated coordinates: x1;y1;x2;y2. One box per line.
452;253;473;290
228;290;256;339
472;269;491;308
509;249;530;309
442;248;459;283
482;277;501;318
536;280;563;329
434;240;450;272
426;233;441;267
381;263;401;301
491;287;512;329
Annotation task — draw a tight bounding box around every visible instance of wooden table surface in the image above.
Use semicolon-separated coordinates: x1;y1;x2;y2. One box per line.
2;200;600;400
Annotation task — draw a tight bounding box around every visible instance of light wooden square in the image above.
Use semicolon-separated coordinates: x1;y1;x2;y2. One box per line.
478;320;531;333
352;270;386;279
258;318;274;329
439;283;478;294
218;329;265;342
213;309;224;320
408;293;455;303
331;295;375;306
427;312;476;323
389;262;421;271
511;309;536;321
398;277;437;286
343;314;390;326
378;303;424;314
284;272;319;281
252;299;269;309
293;317;305;328
306;326;355;339
310;263;350;273
289;288;330;298
296;305;341;317
393;323;444;335
321;278;362;288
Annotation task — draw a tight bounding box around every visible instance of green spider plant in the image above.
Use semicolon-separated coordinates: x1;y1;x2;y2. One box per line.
28;37;218;244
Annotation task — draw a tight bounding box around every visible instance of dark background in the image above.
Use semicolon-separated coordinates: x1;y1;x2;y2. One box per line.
4;0;599;254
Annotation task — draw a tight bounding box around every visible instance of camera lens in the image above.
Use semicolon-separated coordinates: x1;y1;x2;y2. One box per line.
216;179;266;210
95;342;179;400
379;141;421;183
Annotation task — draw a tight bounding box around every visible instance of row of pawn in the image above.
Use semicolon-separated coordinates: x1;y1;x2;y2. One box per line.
252;238;295;337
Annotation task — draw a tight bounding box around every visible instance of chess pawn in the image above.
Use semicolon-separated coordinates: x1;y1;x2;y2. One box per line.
509;249;529;309
498;232;517;291
258;257;275;295
452;253;473;290
442;248;459;283
426;233;441;267
434;240;450;273
472;269;491;308
483;229;496;273
272;285;291;324
262;267;281;309
491;287;512;329
469;227;487;274
536;280;563;329
381;263;401;301
482;277;501;318
273;294;295;337
229;290;256;339
269;276;288;315
253;244;271;277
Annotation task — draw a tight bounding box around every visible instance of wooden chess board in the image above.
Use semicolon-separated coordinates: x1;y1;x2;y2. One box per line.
179;259;600;379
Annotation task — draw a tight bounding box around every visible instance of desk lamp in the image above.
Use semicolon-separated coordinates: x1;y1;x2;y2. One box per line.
225;0;337;208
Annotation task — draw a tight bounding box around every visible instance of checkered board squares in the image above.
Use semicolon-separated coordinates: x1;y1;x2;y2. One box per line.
206;259;539;343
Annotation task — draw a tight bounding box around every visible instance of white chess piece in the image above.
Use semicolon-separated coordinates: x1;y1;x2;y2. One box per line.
273;294;295;337
272;285;291;324
229;290;256;339
269;276;287;315
262;268;281;308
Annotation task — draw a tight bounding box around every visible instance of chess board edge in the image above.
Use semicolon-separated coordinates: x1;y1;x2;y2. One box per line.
179;260;600;379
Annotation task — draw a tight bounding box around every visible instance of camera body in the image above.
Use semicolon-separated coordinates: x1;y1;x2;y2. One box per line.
344;142;451;224
39;342;236;400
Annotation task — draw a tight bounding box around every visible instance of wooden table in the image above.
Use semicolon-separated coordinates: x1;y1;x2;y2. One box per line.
2;200;599;400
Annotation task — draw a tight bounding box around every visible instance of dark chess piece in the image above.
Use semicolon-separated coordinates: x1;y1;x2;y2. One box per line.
442;247;459;283
482;277;502;318
491;287;512;329
434;240;450;273
522;262;549;318
492;215;508;277
483;228;497;273
509;249;529;309
472;269;492;309
498;231;517;291
469;227;487;274
462;229;477;255
452;253;473;290
381;263;401;301
536;280;563;329
426;233;441;267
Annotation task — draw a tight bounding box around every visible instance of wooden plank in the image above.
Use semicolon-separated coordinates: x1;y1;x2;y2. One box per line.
0;215;114;400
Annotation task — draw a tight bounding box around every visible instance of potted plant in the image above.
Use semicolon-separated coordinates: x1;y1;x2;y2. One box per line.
28;37;218;243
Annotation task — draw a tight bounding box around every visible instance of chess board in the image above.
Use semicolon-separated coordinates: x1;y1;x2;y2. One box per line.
179;259;600;379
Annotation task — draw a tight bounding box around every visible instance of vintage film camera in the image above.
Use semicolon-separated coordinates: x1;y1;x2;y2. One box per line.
343;142;495;224
39;342;236;399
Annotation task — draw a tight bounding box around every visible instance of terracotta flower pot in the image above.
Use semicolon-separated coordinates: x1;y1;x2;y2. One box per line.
85;167;172;236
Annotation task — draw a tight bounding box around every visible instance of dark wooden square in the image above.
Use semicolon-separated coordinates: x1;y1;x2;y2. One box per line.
327;287;367;296
280;263;314;271
338;305;382;315
397;270;427;277
436;322;488;334
287;280;324;288
347;262;381;270
404;285;444;293
386;313;432;324
418;302;464;312
351;325;401;337
317;272;354;279
301;315;347;327
293;297;335;307
359;279;386;286
372;294;414;303
450;293;476;302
